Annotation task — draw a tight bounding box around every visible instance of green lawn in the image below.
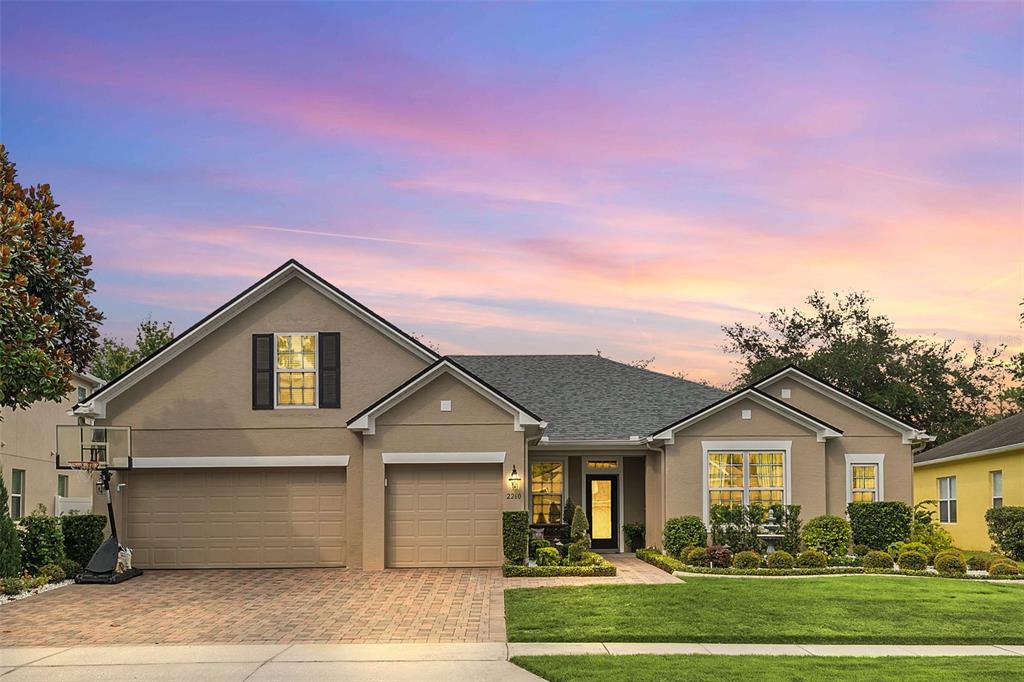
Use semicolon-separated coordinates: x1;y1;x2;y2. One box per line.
504;577;1024;643
512;655;1024;682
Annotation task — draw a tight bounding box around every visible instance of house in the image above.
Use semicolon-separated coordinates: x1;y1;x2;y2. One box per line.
1;372;105;518
69;260;931;570
914;412;1023;550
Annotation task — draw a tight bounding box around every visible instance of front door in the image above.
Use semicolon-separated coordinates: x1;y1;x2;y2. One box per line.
586;474;619;551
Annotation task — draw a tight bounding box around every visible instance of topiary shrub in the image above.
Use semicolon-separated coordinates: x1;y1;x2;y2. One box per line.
767;550;794;569
802;516;852;557
966;555;990;571
851;544;871;557
623;522;645;552
39;563;66;583
848;501;912;550
61;513;107;569
897;551;926;571
567;537;591;564
19;510;66;572
705;544;733;568
0;473;22;578
989;561;1021;577
570;504;590;542
535;546;560;566
733;550;762;569
502;511;529;565
685;546;710;567
935;552;967;576
663;516;707;558
986;507;1024;561
795;549;828;568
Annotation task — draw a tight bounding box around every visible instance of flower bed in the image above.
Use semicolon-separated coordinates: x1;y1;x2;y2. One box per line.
503;552;616;577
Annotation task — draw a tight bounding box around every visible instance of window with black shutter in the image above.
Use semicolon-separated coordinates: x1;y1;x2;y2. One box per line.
252;334;273;409
318;332;341;408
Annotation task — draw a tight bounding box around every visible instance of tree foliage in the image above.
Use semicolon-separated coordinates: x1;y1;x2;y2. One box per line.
0;145;102;410
722;291;1014;443
91;318;175;381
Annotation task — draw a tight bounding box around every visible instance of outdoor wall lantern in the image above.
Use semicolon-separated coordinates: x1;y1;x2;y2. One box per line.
508;465;521;491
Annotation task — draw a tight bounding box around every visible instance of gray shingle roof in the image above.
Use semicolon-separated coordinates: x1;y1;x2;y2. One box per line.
915;411;1024;464
452;354;727;442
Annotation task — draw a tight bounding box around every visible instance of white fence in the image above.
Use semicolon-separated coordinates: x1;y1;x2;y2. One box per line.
54;496;93;516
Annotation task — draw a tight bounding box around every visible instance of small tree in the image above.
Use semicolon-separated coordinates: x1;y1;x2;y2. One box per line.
19;505;66;572
0;473;22;577
570;504;589;541
91;318;175;382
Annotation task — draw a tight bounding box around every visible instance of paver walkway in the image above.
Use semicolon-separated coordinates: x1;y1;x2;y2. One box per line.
503;554;680;589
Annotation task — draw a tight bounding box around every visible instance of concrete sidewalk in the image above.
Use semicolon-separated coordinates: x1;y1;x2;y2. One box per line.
2;642;1022;680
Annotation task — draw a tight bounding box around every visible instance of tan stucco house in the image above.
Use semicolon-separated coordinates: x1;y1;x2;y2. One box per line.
69;260;932;570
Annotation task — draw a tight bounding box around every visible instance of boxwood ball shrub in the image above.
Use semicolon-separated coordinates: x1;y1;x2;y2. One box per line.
663;516;707;558
535;546;560;566
686;546;710;567
502;511;529;565
61;513;107;569
935;552;968;576
966;554;990;571
705;544;733;568
795;549;828;568
801;515;852;556
989;561;1021;577
986;506;1024;561
897;551;926;571
847;501;912;550
862;550;894;570
934;548;965;564
766;550;794;569
733;550;762;569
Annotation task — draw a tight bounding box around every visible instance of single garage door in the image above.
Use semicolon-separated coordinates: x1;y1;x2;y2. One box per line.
386;463;502;567
126;468;346;568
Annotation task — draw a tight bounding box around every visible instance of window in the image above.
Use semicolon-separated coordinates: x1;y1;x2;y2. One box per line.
851;464;878;502
938;476;957;523
586;460;618;470
707;450;785;509
57;474;68;498
10;469;25;519
530;461;564;524
76;386;87;401
992;471;1003;509
275;334;317;406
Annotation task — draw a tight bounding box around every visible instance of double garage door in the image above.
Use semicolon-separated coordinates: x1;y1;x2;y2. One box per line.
126;468;346;568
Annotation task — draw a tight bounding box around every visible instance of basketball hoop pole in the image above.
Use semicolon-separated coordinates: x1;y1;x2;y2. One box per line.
97;469;119;544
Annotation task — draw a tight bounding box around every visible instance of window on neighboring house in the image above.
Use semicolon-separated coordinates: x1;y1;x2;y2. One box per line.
530;461;564;525
11;469;25;519
992;470;1003;509
76;386;87;401
275;334;317;406
707;450;785;509
57;474;69;498
938;476;957;523
851;464;879;502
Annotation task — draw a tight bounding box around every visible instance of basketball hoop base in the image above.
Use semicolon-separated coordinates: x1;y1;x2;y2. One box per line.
73;535;144;585
75;567;143;585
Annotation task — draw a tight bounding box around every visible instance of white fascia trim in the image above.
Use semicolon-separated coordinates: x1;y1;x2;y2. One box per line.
533;438;649;451
845;453;885;503
349;361;540;435
382;452;506;464
74;264;437;417
654;390;841;444
756;368;931;444
133;455;350;468
701;440;792;524
913;442;1024;468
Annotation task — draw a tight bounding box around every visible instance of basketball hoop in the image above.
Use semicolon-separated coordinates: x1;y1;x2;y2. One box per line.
65;460;102;473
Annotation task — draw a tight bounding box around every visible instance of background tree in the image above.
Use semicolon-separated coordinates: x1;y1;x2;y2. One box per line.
722;291;1013;444
91;318;175;382
0;145;102;411
1001;299;1024;412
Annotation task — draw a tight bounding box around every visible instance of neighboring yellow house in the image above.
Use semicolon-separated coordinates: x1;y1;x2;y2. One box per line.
914;412;1023;551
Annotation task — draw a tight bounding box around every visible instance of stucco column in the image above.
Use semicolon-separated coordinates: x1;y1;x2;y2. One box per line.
645;450;665;551
361;436;386;570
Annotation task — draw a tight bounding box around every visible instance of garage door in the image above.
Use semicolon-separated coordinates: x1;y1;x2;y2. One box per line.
386;463;502;567
126;468;345;568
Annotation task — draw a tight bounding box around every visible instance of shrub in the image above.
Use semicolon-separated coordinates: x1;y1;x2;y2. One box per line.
636;548;685;573
567;537;591;564
19;511;66;572
709;504;764;552
934;549;965;564
828;554;862;567
0;473;22;578
989;561;1021;577
503;554;615;578
967;555;990;571
897;551;926;571
502;511;529;565
58;558;81;578
570;504;589;542
1;576;25;596
851;544;871;557
935;553;968;576
801;516;852;557
61;513;107;568
769;504;803;555
795;549;828;568
535;546;560;566
705;544;733;568
986;506;1024;561
848;501;912;550
39;563;66;583
685;546;710;567
562;498;576;524
767;550;795;569
888;541;930;560
623;522;645;552
663;516;707;558
733;550;762;569
529;538;552;558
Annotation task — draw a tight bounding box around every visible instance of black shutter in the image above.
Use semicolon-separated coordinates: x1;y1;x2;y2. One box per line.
252;334;273;409
318;332;341;408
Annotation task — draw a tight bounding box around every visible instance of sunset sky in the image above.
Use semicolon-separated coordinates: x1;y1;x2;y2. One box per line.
2;2;1021;385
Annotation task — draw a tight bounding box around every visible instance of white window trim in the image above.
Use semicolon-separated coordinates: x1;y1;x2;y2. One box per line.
992;470;1003;508
529;456;568;526
937;475;957;524
274;332;318;409
844;454;885;504
701;441;792;523
10;469;25;519
57;474;69;498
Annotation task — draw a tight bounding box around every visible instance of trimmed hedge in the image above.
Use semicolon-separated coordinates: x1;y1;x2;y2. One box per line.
986;506;1024;561
663;516;706;558
502;511;529;565
503;552;615;577
801;516;852;557
863;550;894;570
848;501;912;550
19;513;66;572
673;566;867;576
766;550;794;569
733;550;762;569
897;551;927;571
535;546;560;566
935;553;968;576
61;513;106;569
636;548;685;573
989;561;1021;577
795;549;828;568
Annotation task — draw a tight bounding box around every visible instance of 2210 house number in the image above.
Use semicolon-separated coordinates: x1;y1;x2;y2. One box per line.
506;492;523;500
